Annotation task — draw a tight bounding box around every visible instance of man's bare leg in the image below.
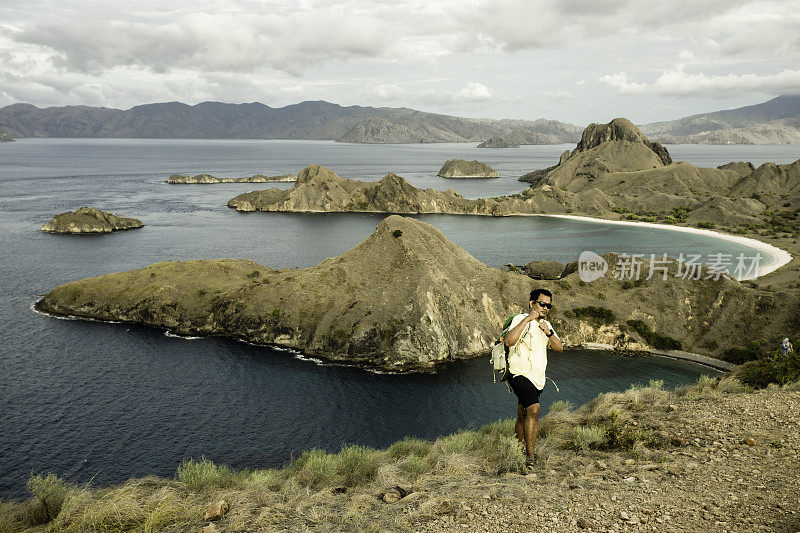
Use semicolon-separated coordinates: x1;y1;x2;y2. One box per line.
522;403;540;460
515;404;525;446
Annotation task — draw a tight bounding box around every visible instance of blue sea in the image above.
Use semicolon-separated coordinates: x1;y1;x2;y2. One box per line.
0;139;797;497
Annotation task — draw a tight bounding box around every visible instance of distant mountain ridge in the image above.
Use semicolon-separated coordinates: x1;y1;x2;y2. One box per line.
640;94;800;144
0;100;581;144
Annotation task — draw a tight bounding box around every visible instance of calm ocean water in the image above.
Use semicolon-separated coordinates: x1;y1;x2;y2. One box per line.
0;139;797;497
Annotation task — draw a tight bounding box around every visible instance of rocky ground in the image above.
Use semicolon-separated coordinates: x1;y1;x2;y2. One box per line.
408;385;800;533
4;358;798;532
175;381;800;532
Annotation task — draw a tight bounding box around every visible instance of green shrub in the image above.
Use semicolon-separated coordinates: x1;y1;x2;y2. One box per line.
25;473;68;525
292;449;338;488
626;320;681;350
548;400;573;413
572;425;607;450
736;352;800;388
722;341;763;364
335;445;382;487
486;435;525;474
601;411;661;451
571;306;615;326
396;454;431;480
387;437;431;459
696;221;716;229
175;457;238;489
437;430;482;455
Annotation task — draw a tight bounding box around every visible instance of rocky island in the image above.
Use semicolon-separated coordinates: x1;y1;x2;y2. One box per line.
166;173;296;184
41;207;143;234
437;159;500;178
0;131;14;142
478;137;519;148
228;119;799;229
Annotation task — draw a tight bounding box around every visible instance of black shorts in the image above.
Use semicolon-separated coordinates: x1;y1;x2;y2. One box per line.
509;375;542;409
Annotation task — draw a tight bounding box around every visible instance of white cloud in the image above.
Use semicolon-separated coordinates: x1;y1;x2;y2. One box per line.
455;82;492;101
357;81;494;107
650;68;800;97
13;11;395;76
598;72;648;94
601;67;800;97
1;0;799;122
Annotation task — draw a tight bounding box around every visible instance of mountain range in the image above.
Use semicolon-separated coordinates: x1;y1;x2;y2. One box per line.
639;94;800;144
1;95;799;144
0;100;581;144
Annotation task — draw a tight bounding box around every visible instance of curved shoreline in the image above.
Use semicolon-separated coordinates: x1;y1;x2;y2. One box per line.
581;342;735;372
542;213;792;279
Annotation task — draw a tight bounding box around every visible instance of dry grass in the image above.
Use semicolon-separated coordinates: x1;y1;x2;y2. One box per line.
1;374;772;532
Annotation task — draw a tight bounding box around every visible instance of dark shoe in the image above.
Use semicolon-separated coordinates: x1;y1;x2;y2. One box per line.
524;455;536;474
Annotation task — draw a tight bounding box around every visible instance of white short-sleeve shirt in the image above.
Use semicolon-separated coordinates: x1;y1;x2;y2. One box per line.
506;313;559;390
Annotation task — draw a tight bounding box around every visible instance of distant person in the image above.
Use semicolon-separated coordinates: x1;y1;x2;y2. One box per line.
781;338;794;357
503;288;563;473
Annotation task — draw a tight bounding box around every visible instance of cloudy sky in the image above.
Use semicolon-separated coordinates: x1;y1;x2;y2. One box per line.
1;0;799;125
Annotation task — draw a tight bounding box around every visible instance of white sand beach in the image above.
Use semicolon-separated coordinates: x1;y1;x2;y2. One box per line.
542;214;792;279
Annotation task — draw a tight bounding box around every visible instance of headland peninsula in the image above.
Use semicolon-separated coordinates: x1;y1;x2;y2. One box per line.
35;214;797;371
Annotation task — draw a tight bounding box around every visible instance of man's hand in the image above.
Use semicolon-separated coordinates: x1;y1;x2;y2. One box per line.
538;319;550;334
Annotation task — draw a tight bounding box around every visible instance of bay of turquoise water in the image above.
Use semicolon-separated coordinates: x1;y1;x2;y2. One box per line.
0;139;797;497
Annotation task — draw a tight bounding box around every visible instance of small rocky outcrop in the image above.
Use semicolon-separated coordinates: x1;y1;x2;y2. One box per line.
41;207;143;234
717;162;755;176
0;131;14;142
478;137;519;148
167;173;295;184
524;260;565;280
437;159;500;178
203;500;229;521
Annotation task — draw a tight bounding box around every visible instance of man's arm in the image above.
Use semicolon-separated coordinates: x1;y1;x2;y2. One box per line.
504;313;536;347
548;332;563;353
539;319;563;353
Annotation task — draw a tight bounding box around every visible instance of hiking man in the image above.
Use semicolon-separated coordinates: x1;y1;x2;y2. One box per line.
503;288;563;472
781;338;794;357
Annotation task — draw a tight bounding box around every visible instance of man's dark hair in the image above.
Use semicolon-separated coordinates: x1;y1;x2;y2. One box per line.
530;289;553;302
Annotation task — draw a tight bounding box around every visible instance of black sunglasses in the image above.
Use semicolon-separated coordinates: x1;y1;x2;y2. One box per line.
534;301;552;309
